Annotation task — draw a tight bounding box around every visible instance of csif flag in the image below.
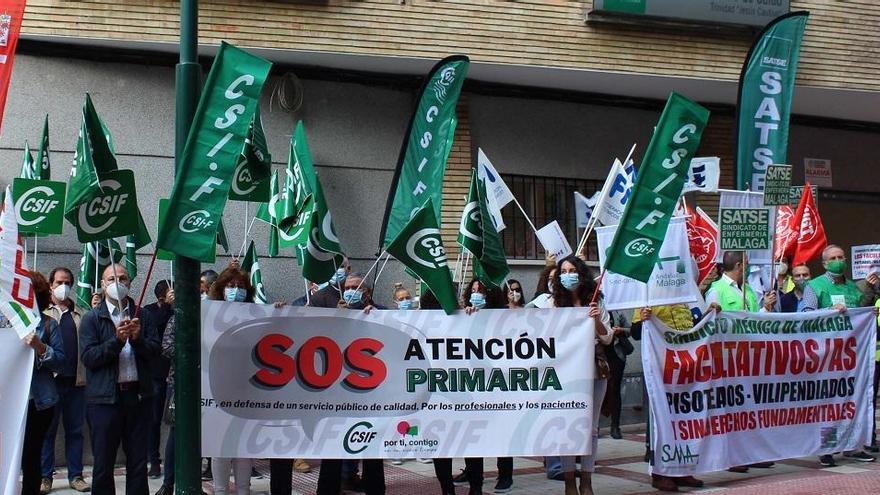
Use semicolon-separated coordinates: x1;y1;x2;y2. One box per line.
157;42;271;262
387;197;458;315
255;169;281;257
593;158;637;227
36;114;50;180
735;11;809;191
380;55;469;249
683;205;719;284
790;183;826;266
241;240;268;304
19;140;35;179
605;92;710;283
457;170;510;288
0;185;39;338
228;107;272;202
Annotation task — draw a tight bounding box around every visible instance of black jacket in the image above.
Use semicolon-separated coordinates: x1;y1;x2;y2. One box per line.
141;302;174;379
780;290;801;313
79;297;160;404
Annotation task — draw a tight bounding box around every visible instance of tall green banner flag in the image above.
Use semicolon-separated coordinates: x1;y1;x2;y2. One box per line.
157;42;272;262
457;170;509;288
736;11;809;191
255;170;281;257
242;240;268;304
228;107;272;202
37;114;50;180
379;55;469;249
387;198;458;314
605;92;710;283
19;140;35;179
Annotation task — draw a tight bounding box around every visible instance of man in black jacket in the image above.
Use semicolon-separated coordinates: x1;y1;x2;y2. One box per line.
141;280;175;479
80;263;160;495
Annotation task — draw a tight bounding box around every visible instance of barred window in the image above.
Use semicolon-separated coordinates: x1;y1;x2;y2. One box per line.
500;174;604;261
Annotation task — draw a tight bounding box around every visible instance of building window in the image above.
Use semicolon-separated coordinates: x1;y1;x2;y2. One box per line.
500;173;604;261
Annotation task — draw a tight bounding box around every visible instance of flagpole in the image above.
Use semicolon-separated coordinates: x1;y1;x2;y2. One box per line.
33;235;38;271
93;242;100;297
135;251;159;318
304;278;311;306
354;251;388;293
576;143;637;256
106;239;124;316
511;196;539;235
373;252;393;288
238;216;257;258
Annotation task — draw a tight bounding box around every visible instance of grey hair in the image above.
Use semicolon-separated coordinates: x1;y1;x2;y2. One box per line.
345;272;372;290
821;244;843;261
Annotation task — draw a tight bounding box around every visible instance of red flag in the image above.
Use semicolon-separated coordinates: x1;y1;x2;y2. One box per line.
684;205;718;284
791;183;827;266
0;1;27;135
774;205;797;260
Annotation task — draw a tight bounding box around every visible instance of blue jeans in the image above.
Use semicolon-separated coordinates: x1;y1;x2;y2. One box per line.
545;456;562;478
41;377;86;480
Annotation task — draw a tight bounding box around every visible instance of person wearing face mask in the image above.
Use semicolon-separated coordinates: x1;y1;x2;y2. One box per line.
309;257;352;308
40;267;91;494
800;244;880;467
504;279;524;309
200;269;219;301
856;270;880;453
391;283;417;311
778;264;811;313
79;264;160;495
529;265;557;309
550;256;611;495
21;271;66;495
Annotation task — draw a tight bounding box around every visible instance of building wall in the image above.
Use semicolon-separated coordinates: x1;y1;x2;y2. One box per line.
21;1;880;92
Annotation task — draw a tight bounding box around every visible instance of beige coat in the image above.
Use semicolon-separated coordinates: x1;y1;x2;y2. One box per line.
43;304;86;386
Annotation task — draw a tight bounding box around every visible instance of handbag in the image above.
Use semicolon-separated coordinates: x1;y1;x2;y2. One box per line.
616;334;635;356
595;344;611;379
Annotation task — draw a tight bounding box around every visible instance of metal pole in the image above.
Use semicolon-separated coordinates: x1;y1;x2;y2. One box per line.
175;1;202;493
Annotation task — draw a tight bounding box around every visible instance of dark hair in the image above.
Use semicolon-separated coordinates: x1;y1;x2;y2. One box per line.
30;271;52;312
154;279;171;300
48;267;74;285
208;268;254;302
535;264;557;299
504;279;525;308
201;269;219;287
462;278;506;308
722;251;744;272
552;256;598;308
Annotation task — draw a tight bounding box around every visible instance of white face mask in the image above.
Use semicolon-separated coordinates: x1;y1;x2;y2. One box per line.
53;284;71;302
105;282;129;302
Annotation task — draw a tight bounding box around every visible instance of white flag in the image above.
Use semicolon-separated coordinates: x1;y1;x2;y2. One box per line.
0;186;39;338
682;156;720;193
593;158;637;227
574;191;599;229
476;149;512;232
597;217;702;311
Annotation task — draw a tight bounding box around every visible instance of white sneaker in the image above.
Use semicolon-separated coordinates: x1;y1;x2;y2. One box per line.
391;459;403;465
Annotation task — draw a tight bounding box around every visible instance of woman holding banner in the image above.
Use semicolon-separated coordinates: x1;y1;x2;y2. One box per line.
21;272;66;495
550;256;611;495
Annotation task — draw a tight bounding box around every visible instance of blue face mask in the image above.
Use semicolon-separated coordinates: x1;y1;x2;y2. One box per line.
343;289;363;305
329;268;347;285
560;273;580;291
397;299;414;310
224;287;246;302
469;292;486;309
316;281;329;291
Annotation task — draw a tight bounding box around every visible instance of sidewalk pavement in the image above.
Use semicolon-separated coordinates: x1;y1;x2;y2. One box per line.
45;428;880;494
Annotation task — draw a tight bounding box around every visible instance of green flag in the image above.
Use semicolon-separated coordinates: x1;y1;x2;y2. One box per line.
457;171;510;288
387;198;458;314
736;12;809;191
229;107;272;201
380;55;469;249
605;92;710;283
217;217;230;255
20;140;36;179
124;235;138;280
301;209;344;284
241;240;268;304
65;94;117;217
255;170;281;257
157;42;272;262
36;114;50;180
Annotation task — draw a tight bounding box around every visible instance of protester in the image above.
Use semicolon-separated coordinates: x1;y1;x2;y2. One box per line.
390;282;417;311
504;279;524;309
79;263;160;495
22;271;66;495
631;304;704;492
309;257;351;307
605;313;632;440
857;270;880;453
550;255;610;495
779;264;811;312
199;269;218;482
530;266;562;479
142;280;175;480
40;267;90;494
801;244;878;466
493;280;525;491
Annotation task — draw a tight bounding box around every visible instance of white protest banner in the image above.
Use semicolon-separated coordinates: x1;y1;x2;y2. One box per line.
477;148;512;231
594;158;636;227
597;217;701;311
574;191;598;229
536;220;573;260
644;308;875;476
851;244;880;280
717;189;773;265
804;158;832;188
681;157;720;194
0;329;35;493
201;303;594;459
0;185;40;337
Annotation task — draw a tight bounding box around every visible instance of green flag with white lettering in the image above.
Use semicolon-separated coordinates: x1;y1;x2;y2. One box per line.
457;171;509;288
19;140;35;179
379;55;469;250
605;92;710;283
65;94;117;218
36;114;50;180
242;240;268;304
255;169;281;257
387;198;457;314
157;42;272;262
229;107;272;201
736;12;808;191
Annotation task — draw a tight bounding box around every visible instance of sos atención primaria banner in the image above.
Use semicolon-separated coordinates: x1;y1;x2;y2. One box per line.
201;302;595;459
643;308;876;476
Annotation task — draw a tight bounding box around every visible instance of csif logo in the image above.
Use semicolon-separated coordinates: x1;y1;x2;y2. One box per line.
405;228;448;269
458;201;482;242
78;178;129;235
624;237;655;258
179;210;214;233
15;185;60;226
344;421;377;454
433;67;457;103
230;158;257;196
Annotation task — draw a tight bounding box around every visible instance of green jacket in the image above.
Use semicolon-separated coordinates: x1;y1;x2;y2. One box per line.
709;277;759;312
807;274;863;309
